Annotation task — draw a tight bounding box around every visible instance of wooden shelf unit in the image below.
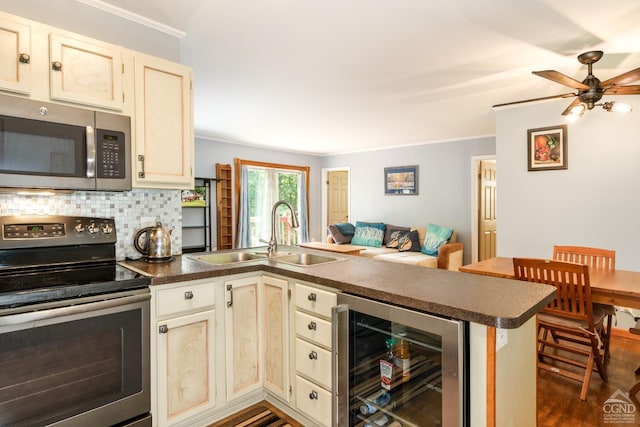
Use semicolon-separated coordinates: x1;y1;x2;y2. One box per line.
216;163;233;250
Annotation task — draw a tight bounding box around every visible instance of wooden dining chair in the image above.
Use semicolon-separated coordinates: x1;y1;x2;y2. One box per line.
513;258;608;401
553;245;615;365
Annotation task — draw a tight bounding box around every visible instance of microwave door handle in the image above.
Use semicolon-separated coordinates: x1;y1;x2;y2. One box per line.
86;126;96;178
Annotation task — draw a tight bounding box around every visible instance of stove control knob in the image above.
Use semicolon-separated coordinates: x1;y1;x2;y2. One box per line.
74;223;85;233
101;223;113;234
87;223;98;234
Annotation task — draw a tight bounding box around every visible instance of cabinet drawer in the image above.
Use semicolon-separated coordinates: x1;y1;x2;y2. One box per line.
295;375;332;427
296;338;332;389
156;282;215;317
295;311;332;349
294;283;336;318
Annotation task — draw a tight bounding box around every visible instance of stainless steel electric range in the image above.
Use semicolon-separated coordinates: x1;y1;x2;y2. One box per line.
0;215;151;427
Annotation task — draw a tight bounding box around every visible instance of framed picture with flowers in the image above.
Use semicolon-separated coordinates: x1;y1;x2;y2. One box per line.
527;125;568;171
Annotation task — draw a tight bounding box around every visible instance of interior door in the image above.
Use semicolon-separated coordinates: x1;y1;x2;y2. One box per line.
479;160;497;260
327;170;349;225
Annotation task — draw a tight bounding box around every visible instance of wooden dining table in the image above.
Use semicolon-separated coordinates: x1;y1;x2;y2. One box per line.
460;256;640;310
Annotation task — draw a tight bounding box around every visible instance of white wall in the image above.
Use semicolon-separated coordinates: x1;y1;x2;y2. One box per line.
496;96;640;271
322;137;496;263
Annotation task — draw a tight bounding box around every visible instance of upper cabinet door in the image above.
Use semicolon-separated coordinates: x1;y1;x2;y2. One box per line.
0;17;31;94
133;54;193;189
49;33;124;110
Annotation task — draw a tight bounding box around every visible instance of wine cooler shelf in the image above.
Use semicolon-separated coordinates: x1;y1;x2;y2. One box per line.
349;321;444;427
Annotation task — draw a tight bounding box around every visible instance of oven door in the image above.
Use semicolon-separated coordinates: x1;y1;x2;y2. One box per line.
0;289;150;427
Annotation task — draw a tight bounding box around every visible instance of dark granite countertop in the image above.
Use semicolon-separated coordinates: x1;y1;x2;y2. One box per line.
119;246;555;329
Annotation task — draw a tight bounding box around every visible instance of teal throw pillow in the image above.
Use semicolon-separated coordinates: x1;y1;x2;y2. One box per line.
421;223;453;255
351;221;385;247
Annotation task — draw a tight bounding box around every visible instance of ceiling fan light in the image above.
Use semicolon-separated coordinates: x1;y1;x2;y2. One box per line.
570;103;586;115
603;101;632;114
565;112;582;123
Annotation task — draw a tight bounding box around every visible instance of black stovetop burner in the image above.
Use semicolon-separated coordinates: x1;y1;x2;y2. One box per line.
0;215;150;310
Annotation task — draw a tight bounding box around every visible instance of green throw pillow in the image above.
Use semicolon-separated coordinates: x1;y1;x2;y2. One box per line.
421;223;453;255
351;221;385;247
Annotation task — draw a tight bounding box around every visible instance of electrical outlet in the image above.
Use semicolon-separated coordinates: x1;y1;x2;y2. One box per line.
496;328;508;351
140;216;156;228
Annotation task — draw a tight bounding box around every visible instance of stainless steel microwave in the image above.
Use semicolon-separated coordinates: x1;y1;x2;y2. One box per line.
0;94;131;191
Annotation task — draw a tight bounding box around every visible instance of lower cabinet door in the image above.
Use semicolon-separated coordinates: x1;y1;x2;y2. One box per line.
225;276;262;401
295;376;331;427
157;310;216;426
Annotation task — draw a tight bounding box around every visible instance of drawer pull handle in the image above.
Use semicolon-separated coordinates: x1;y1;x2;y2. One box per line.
309;351;318;360
159;324;168;334
309;390;318;400
308;321;317;331
308;293;317;301
184;291;194;300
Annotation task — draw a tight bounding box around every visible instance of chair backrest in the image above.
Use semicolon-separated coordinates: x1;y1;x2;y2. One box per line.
553;245;615;271
513;258;595;328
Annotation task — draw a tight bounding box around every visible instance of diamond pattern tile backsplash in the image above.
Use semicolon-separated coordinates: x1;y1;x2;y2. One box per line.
0;189;182;260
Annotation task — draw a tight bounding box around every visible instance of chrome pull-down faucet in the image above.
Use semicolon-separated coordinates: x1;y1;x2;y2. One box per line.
260;200;300;257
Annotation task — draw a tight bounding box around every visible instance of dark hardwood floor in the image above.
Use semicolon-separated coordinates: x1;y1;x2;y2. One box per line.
537;330;640;426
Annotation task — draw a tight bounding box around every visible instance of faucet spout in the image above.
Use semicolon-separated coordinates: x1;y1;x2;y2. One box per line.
264;200;299;257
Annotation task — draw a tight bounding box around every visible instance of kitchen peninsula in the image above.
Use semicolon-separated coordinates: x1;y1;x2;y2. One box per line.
121;246;554;427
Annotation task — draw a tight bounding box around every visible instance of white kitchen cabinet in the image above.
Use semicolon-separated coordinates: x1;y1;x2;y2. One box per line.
49;33;124;110
224;275;262;401
262;275;290;401
0;16;31;94
153;280;216;427
293;282;337;427
133;53;193;189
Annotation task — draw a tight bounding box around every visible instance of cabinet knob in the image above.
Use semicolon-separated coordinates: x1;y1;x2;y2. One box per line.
51;61;62;71
19;53;30;64
308;351;318;360
184;291;194;300
308;321;317;331
308;293;317;301
309;390;318;400
158;324;168;334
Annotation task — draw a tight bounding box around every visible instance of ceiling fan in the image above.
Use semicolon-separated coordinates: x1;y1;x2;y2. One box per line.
495;51;640;120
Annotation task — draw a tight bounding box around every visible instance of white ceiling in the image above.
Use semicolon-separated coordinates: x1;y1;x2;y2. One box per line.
87;0;640;155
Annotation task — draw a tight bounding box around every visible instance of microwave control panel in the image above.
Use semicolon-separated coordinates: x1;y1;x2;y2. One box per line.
96;129;126;179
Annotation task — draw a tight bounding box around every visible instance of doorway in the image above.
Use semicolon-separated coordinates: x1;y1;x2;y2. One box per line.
470;156;497;263
321;167;350;242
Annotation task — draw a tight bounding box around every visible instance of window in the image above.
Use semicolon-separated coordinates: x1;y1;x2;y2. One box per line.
235;159;309;248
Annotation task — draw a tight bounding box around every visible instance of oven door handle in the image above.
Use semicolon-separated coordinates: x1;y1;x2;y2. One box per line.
0;292;150;327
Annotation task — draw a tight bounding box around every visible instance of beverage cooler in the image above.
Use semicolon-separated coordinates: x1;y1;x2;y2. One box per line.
333;293;468;427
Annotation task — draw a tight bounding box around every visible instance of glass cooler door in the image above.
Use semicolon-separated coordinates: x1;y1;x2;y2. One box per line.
335;293;466;427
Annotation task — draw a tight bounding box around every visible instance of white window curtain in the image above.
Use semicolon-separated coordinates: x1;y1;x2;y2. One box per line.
236;164;309;248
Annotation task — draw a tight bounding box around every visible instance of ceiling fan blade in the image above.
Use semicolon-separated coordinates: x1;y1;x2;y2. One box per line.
600;67;640;87
492;93;575;108
603;84;640;95
561;98;582;116
532;70;590;90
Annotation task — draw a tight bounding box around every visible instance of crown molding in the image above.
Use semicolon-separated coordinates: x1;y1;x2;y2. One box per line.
77;0;186;38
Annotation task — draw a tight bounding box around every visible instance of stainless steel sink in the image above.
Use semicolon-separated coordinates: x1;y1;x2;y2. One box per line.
191;252;266;265
273;253;344;267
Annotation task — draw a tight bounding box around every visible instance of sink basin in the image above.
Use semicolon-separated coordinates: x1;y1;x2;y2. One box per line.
273;253;344;267
192;252;266;265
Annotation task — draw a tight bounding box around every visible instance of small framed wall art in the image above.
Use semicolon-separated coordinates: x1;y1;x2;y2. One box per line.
384;165;419;195
527;125;568;171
